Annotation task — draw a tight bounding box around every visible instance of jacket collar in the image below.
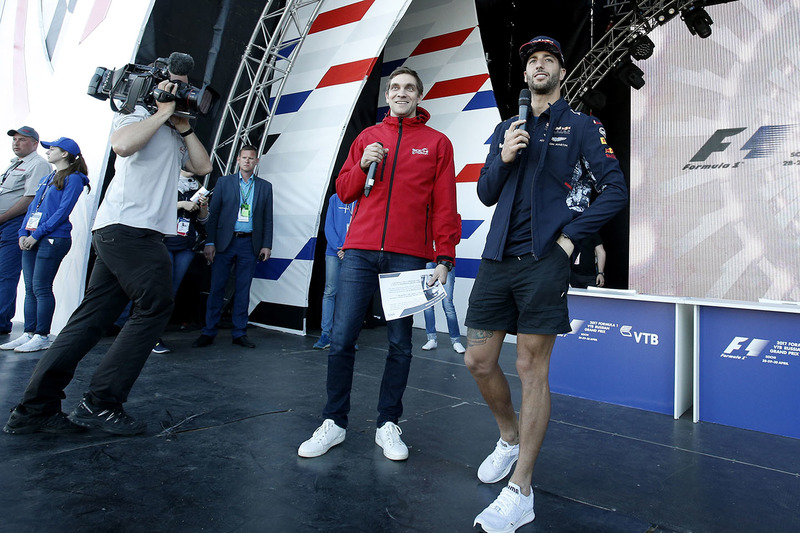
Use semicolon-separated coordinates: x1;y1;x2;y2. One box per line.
381;107;431;128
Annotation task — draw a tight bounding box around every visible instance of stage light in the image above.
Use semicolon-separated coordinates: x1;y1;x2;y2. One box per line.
629;35;655;60
656;6;678;24
613;59;645;90
580;89;607;112
682;6;713;38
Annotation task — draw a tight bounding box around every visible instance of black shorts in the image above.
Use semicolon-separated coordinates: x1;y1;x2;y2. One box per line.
465;248;571;335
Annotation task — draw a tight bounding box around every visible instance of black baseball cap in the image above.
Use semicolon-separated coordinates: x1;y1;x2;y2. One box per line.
519;36;565;67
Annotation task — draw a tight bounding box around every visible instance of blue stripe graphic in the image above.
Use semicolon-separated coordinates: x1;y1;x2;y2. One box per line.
463;91;496;111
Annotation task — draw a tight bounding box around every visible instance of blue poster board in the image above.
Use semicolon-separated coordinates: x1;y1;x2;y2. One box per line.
697;306;800;439
550;294;676;415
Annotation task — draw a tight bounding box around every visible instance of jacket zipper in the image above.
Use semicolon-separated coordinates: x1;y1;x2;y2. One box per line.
381;118;404;250
424;204;429;246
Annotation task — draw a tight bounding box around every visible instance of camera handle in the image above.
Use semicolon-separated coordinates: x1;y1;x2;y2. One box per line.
152;88;178;103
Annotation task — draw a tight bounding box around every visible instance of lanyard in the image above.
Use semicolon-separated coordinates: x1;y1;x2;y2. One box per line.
0;160;22;187
239;176;254;207
35;172;57;211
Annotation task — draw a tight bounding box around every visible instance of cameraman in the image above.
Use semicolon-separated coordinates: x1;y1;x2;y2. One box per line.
4;53;213;436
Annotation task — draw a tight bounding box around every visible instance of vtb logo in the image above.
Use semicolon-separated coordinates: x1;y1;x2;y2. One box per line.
620;325;659;345
723;337;769;357
691;125;800;161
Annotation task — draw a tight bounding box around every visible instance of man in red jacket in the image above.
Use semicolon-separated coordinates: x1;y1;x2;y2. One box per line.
298;66;459;461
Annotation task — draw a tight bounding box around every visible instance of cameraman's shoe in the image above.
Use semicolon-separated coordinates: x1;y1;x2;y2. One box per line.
4;405;85;434
68;396;146;436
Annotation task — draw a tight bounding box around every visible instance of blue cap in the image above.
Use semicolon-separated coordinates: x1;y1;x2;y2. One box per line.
7;126;40;142
41;137;81;156
519;36;565;67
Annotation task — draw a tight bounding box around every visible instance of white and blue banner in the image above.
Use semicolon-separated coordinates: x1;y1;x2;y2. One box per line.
697;305;800;439
551;294;679;415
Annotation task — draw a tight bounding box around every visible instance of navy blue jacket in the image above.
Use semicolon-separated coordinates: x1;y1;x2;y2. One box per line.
478;98;628;260
206;173;273;256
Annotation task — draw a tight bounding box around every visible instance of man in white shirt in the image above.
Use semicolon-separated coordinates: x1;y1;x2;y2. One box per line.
4;54;213;436
0;127;52;335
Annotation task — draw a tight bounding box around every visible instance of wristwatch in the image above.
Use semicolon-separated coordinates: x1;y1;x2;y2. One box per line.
437;260;453;272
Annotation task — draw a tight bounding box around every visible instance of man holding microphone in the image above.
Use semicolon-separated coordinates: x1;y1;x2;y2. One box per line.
466;37;627;531
298;66;460;461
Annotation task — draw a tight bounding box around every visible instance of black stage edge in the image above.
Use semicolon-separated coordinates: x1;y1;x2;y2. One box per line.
1;323;798;532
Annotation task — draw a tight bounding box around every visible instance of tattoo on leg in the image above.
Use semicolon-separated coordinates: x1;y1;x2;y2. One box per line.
467;328;494;347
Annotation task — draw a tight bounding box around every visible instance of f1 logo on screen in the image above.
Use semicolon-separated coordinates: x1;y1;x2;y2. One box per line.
722;337;769;358
689;125;799;162
620;325;659;345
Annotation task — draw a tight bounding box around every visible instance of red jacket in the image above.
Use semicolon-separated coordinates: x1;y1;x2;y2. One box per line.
336;108;459;263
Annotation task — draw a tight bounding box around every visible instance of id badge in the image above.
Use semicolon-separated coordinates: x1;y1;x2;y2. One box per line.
238;204;251;223
26;212;42;231
177;217;191;236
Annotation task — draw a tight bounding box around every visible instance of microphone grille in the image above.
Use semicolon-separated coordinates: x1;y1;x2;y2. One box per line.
167;52;195;76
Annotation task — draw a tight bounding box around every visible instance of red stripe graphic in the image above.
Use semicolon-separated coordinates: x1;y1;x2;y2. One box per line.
410;28;474;57
456;163;483;183
317;57;379;88
80;0;112;43
423;74;489;100
14;0;29;114
310;0;376;34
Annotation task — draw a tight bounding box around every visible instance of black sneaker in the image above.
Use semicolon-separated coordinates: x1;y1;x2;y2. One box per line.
67;397;146;436
3;405;86;434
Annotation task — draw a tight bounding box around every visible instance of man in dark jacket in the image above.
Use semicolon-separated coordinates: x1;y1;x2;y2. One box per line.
193;145;273;349
466;37;628;532
298;66;459;462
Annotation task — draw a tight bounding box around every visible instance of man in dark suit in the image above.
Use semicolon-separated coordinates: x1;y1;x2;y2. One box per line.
193;145;272;349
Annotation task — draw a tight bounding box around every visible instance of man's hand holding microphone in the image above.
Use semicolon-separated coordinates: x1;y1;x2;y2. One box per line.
362;142;386;197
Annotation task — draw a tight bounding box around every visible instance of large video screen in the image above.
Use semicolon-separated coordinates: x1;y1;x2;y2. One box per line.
629;0;800;302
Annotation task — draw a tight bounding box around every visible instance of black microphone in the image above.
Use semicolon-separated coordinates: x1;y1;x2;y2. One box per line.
167;52;195;76
518;88;531;132
364;142;383;197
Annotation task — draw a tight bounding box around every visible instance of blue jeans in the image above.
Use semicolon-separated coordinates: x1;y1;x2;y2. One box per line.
320;253;343;336
22;237;72;335
323;249;426;428
0;216;24;331
423;261;461;342
169;248;195;296
202;236;257;339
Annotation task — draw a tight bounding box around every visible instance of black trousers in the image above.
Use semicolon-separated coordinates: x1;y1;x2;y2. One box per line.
21;225;174;414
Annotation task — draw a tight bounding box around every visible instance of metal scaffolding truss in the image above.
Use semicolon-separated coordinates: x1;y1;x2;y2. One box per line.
208;0;324;179
563;0;707;110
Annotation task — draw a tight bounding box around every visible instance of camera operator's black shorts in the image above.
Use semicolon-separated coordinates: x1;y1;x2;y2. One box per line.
465;248;571;336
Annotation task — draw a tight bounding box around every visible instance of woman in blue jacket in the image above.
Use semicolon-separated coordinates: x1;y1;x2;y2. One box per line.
0;137;89;353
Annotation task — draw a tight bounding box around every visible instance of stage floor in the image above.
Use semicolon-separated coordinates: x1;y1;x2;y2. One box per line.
1;323;798;532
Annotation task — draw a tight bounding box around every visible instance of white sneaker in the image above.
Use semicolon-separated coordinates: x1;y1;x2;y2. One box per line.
375;421;408;461
478;438;519;483
1;333;33;350
422;339;438;351
14;334;52;353
474;482;535;533
298;419;345;458
452;341;466;354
